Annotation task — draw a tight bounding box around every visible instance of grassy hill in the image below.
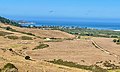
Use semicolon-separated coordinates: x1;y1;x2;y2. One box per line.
0;17;90;72
0;16;119;72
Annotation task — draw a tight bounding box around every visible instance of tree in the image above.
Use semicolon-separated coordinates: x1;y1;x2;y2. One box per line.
113;39;117;43
25;56;31;60
5;26;12;30
117;39;120;42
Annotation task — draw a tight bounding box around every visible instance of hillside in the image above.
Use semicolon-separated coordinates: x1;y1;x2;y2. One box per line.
0;23;75;39
0;16;75;39
0;17;90;72
1;17;120;72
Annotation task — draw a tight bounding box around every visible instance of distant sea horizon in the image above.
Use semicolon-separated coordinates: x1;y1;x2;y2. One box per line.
6;16;120;30
22;20;120;30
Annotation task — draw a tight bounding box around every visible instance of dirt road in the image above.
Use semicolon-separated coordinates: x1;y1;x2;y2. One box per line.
91;38;120;60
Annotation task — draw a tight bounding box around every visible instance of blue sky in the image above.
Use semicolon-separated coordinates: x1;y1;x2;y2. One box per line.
0;0;120;19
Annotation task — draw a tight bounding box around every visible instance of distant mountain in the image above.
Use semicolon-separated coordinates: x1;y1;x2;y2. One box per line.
0;16;21;27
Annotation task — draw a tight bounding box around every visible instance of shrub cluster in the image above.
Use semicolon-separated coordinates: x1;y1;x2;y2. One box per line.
5;35;33;40
103;61;120;69
6;36;19;40
113;39;120;45
21;36;33;40
113;39;120;42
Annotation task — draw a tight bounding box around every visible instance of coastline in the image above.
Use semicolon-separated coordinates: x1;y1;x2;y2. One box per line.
19;20;120;31
114;30;120;31
21;23;120;31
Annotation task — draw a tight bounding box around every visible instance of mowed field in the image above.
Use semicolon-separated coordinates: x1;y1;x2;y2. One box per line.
27;38;117;65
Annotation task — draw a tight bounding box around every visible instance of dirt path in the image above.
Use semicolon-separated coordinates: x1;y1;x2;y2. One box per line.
91;38;120;60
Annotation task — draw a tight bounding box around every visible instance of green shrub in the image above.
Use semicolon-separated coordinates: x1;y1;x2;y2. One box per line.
9;48;13;51
5;26;12;30
4;63;16;69
32;44;49;50
7;36;19;40
4;27;19;32
21;36;33;40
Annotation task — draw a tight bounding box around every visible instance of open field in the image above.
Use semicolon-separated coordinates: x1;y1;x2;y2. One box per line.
0;36;89;72
27;39;117;66
0;23;75;39
1;22;120;71
93;37;120;56
0;23;90;72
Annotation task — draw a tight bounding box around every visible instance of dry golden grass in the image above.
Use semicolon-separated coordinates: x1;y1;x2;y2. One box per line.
2;22;120;71
0;23;90;72
27;39;116;66
93;37;120;62
0;23;75;38
93;37;120;55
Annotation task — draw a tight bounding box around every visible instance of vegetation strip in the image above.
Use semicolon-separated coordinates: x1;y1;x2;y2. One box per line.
0;63;18;72
0;31;13;36
32;44;49;50
60;28;120;38
5;26;35;36
47;59;108;72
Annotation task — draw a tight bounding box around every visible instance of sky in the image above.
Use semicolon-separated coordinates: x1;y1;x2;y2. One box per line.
0;0;120;19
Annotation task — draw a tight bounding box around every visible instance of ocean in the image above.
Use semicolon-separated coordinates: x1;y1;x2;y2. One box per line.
8;16;120;30
23;20;120;30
